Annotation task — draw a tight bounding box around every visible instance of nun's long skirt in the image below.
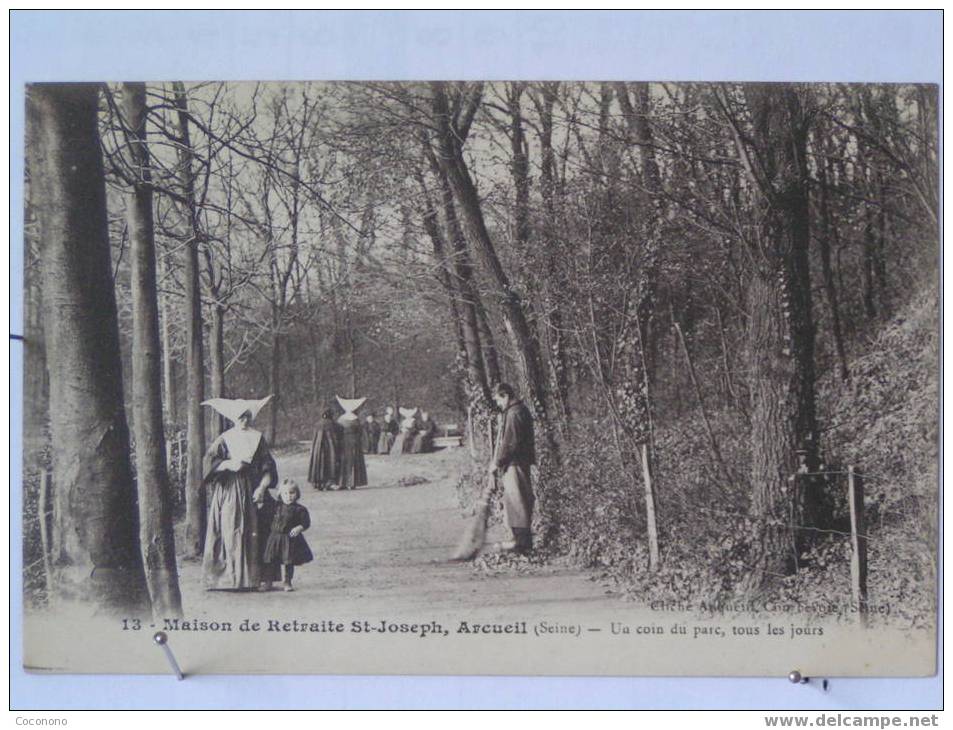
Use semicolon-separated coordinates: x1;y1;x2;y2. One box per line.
339;420;368;489
389;431;413;456
378;431;395;454
501;464;535;529
203;469;261;589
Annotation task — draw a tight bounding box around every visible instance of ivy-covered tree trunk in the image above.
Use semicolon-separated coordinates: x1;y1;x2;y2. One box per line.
615;82;666;570
28;83;150;614
735;85;820;590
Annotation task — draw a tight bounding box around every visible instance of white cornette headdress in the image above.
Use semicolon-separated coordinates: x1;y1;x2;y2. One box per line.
201;395;274;424
336;396;367;421
398;407;418;420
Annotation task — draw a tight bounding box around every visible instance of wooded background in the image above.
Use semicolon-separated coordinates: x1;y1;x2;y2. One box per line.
23;82;938;624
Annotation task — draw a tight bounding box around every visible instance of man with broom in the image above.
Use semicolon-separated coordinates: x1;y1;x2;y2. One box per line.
490;383;537;555
452;382;536;560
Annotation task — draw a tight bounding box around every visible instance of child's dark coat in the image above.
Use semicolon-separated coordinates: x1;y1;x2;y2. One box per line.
263;502;313;566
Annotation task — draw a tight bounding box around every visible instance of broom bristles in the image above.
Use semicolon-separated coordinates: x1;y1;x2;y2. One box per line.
451;500;490;561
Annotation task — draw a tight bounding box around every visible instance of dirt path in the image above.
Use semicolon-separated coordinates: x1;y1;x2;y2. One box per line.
178;445;622;622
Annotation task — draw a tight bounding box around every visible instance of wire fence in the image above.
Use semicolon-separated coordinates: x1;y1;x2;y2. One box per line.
26;455;932;624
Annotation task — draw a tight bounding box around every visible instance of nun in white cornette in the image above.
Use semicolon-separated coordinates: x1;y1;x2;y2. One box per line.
389;407;419;457
200;396;278;590
336;396;368;490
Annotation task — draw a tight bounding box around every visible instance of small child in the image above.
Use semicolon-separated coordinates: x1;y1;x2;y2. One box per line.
262;479;313;592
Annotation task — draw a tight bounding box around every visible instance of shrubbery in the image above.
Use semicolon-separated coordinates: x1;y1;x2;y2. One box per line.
458;283;937;630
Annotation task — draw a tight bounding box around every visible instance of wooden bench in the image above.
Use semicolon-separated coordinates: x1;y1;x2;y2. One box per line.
435;425;463;448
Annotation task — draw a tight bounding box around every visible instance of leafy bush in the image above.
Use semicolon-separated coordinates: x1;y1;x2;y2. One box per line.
470;282;937;630
814;281;938;628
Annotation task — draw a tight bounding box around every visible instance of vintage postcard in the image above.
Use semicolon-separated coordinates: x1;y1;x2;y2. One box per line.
21;80;938;675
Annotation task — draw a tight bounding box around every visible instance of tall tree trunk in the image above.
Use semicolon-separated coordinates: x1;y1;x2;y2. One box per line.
434;158;502;387
615;82;665;569
734;85;820;590
265;179;281;446
209;302;226;435
854;95;879;320
862;185;878;319
423;143;494;405
121;82;183;618
268;329;280;444
874;166;889;312
23;177;49;471
172;81;207;558
309;327;322;407
860;87;891;313
615;82;663;386
914;85;939;226
205;152;233;436
158;252;178;427
815;130;850;381
346;306;357;398
507;83;532;253
419;181;489;403
534;82;571;427
507;82;566;435
28;83;150;614
267;204;281;446
430;82;556;461
474;300;502;387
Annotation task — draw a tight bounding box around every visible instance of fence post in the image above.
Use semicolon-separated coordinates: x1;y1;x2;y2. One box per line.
641;442;660;572
847;465;868;625
38;470;54;596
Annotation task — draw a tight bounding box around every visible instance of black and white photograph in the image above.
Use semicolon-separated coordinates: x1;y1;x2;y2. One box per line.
20;78;938;676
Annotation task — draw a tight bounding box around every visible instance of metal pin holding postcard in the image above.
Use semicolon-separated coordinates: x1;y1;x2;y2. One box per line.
788;671;829;692
153;631;184;680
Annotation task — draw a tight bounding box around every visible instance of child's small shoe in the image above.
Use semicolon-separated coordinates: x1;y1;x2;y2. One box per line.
282;583;294;592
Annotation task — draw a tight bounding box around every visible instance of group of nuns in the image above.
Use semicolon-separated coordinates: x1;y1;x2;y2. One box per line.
308;397;439;491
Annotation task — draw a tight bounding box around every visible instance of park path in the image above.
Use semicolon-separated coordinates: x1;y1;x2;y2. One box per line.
176;444;621;622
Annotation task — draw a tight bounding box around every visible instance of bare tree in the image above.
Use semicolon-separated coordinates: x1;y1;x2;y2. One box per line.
171;81;208;558
428;82;558;461
121;82;183;616
529;81;572;427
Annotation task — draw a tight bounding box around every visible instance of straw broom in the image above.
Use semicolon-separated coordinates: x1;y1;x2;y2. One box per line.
452;412;502;561
451;471;495;561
